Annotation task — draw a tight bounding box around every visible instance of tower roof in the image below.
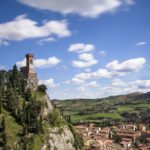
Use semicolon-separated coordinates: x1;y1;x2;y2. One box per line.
26;53;34;57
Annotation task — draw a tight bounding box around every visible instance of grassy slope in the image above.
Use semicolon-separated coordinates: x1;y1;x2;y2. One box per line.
0;108;22;148
0;110;44;149
0;92;47;149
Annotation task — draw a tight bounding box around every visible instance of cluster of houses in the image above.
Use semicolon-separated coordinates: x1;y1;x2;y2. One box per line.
74;123;150;150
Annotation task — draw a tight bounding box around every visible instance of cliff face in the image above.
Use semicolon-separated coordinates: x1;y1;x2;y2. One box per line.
42;95;54;117
42;96;77;150
41;127;76;150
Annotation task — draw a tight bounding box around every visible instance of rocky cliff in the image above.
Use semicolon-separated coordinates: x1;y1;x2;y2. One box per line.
42;96;77;150
42;127;76;150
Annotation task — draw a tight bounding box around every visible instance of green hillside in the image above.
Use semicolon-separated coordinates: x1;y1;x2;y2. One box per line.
54;92;150;124
0;66;67;149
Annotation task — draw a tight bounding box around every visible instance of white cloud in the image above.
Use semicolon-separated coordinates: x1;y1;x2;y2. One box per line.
99;51;107;57
106;57;146;72
72;57;146;83
38;37;56;45
111;78;126;87
79;53;94;62
72;69;110;83
136;41;147;46
0;14;71;43
71;77;85;85
72;59;98;68
68;43;95;53
134;80;150;89
16;56;61;68
48;78;150;99
75;72;93;81
39;78;58;88
18;0;134;18
0;66;5;70
74;69;115;81
77;86;87;92
87;81;99;87
72;53;98;68
16;58;26;68
92;79;150;98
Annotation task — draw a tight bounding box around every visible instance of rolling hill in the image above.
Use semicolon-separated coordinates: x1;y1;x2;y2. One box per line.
53;92;150;124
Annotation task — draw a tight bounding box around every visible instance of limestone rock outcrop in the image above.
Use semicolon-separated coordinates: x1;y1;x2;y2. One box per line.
41;127;76;150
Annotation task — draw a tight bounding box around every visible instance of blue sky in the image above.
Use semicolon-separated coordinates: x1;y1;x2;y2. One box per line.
0;0;150;99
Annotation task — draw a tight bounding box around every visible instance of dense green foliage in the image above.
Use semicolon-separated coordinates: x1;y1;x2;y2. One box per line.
0;65;82;150
37;84;47;95
0;65;46;149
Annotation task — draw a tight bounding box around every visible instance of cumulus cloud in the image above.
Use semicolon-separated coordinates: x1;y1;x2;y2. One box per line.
106;57;146;72
71;77;85;85
73;69;111;82
136;41;147;46
72;53;98;68
0;14;71;43
72;57;146;82
69;78;150;99
68;43;95;53
16;56;61;68
87;81;99;87
79;53;94;62
18;0;134;18
39;78;58;88
72;58;98;68
134;80;150;89
90;79;150;98
75;68;125;81
76;81;99;96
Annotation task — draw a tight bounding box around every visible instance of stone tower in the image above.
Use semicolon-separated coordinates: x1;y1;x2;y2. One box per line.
21;53;38;90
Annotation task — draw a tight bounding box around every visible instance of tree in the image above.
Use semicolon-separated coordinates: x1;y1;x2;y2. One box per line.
10;65;18;89
37;84;47;94
5;88;16;114
0;91;2;114
0;71;6;98
38;115;44;133
112;134;122;143
1;116;7;147
2;131;7;146
1;116;6;131
22;124;27;136
25;88;32;101
12;65;18;79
